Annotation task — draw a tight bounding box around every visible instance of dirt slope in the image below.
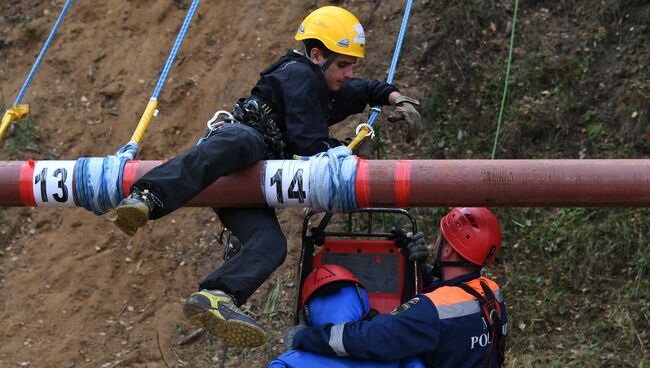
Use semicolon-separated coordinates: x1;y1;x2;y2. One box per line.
0;1;427;367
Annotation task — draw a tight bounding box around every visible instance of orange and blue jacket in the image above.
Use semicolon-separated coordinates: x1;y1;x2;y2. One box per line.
293;272;508;368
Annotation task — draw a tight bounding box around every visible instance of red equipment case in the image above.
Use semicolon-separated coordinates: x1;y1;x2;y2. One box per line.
295;208;423;321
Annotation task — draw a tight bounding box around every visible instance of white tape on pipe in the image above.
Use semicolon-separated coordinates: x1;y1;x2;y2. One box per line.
32;160;76;207
264;160;311;207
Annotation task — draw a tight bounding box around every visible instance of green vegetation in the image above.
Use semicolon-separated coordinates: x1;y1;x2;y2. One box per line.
412;0;649;366
494;208;650;366
20;19;38;39
6;117;40;152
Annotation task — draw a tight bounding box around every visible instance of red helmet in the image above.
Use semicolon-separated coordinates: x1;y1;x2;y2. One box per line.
440;207;502;266
300;264;364;309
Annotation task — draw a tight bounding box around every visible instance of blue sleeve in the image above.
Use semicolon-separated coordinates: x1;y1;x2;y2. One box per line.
294;296;439;362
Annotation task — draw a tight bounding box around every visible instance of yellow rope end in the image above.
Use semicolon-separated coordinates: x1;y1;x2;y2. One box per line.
130;99;159;145
0;104;30;141
347;125;373;150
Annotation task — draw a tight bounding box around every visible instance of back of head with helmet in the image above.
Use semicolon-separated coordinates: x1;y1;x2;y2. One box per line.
295;6;366;59
300;264;370;326
440;207;502;267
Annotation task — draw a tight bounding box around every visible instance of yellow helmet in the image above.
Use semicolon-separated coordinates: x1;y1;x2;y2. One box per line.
295;6;365;58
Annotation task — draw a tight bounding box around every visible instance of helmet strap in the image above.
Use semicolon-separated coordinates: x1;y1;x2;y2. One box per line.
431;241;444;278
303;43;338;73
433;238;481;275
320;53;338;73
441;260;479;268
483;246;496;267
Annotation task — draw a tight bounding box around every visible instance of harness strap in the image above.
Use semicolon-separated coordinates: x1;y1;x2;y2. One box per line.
197;96;287;158
454;281;505;368
233;97;287;159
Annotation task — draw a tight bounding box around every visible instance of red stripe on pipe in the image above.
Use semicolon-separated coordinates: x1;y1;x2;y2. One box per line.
122;160;138;198
355;158;371;208
19;160;36;207
395;160;412;207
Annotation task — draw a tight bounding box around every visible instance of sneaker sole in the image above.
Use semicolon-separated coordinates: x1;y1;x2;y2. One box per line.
113;216;138;236
115;203;149;229
183;302;267;348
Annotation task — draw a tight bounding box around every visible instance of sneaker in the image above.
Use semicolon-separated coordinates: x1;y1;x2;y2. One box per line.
183;290;267;348
113;188;161;236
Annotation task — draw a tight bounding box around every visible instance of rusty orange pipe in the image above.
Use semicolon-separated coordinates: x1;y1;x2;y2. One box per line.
1;159;649;208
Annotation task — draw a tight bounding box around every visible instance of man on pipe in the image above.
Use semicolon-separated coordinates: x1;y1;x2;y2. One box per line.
112;6;422;348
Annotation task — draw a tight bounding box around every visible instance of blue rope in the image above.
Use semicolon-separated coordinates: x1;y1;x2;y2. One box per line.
75;142;138;215
14;0;74;105
151;0;200;99
308;146;358;213
366;0;414;127
75;1;201;215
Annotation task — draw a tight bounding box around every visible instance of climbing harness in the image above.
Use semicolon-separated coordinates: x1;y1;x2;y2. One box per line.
197;97;287;159
232;98;287;159
454;281;506;367
196;110;234;145
0;0;74;141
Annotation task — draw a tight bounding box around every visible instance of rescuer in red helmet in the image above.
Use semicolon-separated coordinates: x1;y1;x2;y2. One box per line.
286;208;509;368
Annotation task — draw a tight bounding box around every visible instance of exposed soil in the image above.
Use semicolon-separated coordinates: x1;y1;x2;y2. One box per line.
1;0;648;367
0;1;430;367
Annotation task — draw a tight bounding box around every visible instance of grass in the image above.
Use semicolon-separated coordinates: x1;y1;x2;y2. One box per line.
411;0;650;365
416;207;650;367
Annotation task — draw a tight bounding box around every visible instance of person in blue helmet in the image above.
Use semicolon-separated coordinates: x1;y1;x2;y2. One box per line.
284;208;509;368
270;264;425;368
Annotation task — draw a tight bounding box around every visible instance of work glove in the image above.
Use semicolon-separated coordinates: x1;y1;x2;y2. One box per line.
283;313;308;351
406;231;429;262
353;136;380;159
387;95;422;142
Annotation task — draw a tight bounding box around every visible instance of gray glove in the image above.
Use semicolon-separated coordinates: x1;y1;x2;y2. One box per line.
283;324;307;350
387;95;421;142
283;314;308;350
406;231;429;262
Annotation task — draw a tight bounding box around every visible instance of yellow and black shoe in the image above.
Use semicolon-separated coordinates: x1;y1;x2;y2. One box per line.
113;189;161;236
183;290;267;348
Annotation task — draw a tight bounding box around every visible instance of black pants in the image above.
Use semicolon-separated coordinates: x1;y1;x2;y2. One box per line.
133;123;288;305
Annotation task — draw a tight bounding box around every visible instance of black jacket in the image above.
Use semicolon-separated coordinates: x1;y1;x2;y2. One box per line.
250;50;398;156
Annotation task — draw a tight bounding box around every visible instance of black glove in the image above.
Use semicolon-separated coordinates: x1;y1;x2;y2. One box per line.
353;136;380;159
406;231;429;262
387;95;422;142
